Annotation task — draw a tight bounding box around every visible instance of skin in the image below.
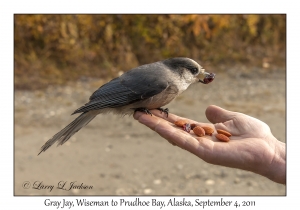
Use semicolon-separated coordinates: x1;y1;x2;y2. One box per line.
133;105;286;184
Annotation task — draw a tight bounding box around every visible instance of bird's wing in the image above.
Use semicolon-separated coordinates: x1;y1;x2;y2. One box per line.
72;66;169;114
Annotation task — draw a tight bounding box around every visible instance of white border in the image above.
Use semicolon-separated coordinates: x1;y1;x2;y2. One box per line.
2;0;297;209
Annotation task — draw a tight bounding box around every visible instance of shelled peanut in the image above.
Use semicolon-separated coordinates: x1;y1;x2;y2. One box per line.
173;120;232;142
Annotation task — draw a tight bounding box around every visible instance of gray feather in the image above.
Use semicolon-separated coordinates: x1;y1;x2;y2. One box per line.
38;112;96;155
72;62;169;114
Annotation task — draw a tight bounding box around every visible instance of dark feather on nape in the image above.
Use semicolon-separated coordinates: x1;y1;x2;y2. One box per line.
163;57;197;70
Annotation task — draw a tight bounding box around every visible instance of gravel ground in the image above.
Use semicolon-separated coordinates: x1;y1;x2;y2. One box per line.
14;65;286;195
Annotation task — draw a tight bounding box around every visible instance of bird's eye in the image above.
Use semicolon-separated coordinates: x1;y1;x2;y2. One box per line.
190;68;198;75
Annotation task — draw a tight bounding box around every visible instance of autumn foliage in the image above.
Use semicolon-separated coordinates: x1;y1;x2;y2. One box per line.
14;14;286;90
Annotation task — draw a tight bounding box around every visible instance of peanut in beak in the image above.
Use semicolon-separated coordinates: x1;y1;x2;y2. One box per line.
199;72;216;84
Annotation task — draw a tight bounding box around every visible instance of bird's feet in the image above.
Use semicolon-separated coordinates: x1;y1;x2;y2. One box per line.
134;107;169;117
134;107;153;116
157;107;169;117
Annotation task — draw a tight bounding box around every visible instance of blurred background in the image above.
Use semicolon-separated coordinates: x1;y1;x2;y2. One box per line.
14;14;286;195
14;14;285;89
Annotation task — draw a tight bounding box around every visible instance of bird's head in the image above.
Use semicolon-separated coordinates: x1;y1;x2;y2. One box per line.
163;57;215;85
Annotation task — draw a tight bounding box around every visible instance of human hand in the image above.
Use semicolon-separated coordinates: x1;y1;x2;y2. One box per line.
133;105;286;184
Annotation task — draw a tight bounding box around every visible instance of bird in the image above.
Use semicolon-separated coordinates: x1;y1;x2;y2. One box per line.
38;57;215;155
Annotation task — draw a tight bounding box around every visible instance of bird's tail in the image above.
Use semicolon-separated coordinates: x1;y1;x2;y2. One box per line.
38;112;96;155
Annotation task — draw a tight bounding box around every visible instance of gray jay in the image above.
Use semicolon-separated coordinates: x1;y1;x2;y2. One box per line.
38;57;215;155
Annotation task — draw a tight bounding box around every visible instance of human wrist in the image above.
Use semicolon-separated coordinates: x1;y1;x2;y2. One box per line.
264;136;286;184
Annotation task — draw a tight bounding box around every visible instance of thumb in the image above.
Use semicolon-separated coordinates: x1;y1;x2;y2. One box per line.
205;105;236;124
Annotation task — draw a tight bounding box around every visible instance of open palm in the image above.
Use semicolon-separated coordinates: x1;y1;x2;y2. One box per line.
134;105;285;184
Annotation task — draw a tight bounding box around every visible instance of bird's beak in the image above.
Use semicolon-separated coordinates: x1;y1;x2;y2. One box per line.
198;71;216;84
